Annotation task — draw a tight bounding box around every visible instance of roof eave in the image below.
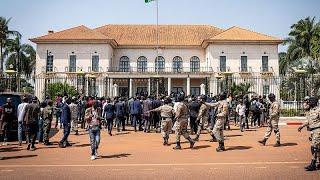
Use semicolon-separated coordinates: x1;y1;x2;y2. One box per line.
29;39;118;47
202;39;283;48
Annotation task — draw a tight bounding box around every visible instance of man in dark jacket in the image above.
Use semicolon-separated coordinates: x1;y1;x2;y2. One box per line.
188;96;200;134
24;97;40;151
152;97;162;131
143;96;153;133
59;98;71;148
130;97;142;132
103;98;115;136
0;98;16;146
115;97;126;132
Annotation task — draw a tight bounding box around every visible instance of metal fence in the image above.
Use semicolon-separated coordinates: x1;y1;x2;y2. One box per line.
1;73;319;117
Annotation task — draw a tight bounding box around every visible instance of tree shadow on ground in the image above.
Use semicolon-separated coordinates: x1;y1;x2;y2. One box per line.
1;154;38;160
190;145;211;150
224;134;243;138
114;132;131;136
73;143;91;148
225;146;252;151
266;142;298;147
0;147;23;152
100;153;131;159
280;142;298;147
244;129;257;132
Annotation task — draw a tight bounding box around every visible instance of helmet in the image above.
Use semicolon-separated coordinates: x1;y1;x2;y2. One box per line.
219;92;227;101
308;96;318;108
268;93;276;101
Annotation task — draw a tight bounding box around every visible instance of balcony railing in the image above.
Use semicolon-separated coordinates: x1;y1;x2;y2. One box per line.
64;67;84;73
106;67;214;73
88;66;104;73
41;66;58;73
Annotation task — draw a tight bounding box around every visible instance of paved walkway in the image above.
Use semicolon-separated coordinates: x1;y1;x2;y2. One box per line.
0;125;319;180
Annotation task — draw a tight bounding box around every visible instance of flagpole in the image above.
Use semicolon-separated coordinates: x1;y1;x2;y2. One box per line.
156;0;159;97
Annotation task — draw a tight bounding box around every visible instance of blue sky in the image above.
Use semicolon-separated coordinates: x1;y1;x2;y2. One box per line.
1;0;320;52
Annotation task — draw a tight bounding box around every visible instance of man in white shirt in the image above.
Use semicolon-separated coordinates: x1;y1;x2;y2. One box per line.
17;97;29;146
236;99;246;132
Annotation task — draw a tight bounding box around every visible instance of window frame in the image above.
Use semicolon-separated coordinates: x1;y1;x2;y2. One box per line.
155;56;165;72
172;56;183;73
190;56;200;72
92;55;99;72
69;54;77;72
119;56;130;72
137;56;148;72
241;56;248;72
219;56;226;72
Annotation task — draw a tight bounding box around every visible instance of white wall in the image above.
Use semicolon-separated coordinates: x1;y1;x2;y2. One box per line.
205;44;279;75
36;43;113;74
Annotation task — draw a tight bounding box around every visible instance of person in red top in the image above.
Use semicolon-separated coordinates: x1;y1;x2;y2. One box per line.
85;101;102;160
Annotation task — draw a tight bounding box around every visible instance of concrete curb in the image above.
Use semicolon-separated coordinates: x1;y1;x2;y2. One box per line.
279;122;303;126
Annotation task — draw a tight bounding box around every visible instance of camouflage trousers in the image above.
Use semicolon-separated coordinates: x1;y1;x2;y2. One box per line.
71;118;78;132
175;119;191;142
211;118;225;142
196;116;211;136
310;129;320;160
43;119;52;142
263;118;280;142
161;119;173;139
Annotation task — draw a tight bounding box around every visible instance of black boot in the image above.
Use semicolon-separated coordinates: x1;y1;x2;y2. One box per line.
305;159;317;171
187;137;195;148
209;134;217;142
273;141;281;147
216;141;225;152
173;142;181;150
163;137;168;146
258;138;267;146
193;135;199;141
75;130;79;135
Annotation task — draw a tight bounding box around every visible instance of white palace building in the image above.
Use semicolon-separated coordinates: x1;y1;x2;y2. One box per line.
30;24;282;99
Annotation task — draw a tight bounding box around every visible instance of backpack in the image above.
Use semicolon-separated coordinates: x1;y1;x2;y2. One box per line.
250;101;260;113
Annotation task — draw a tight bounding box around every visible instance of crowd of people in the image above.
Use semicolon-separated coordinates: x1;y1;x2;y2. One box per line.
0;91;319;171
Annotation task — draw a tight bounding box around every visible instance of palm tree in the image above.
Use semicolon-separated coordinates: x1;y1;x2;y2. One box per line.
284;16;320;73
230;82;253;97
6;36;36;78
0;17;21;73
279;52;287;75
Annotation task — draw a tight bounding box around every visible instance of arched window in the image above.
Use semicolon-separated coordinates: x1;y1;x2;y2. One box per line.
155;56;165;72
190;56;200;72
137;56;147;72
119;56;130;72
172;56;183;73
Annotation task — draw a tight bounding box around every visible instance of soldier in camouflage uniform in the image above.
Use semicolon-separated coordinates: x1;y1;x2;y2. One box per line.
173;93;195;150
258;93;281;147
194;95;216;142
205;92;229;152
69;97;79;135
149;97;174;145
298;96;320;171
43;100;53;145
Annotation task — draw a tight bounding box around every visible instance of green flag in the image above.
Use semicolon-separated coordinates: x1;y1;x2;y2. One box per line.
145;0;155;3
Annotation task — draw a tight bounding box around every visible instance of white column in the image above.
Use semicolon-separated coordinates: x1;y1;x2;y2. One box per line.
167;77;171;96
186;77;190;96
200;83;205;95
109;78;113;97
113;84;118;97
148;78;151;96
129;78;133;97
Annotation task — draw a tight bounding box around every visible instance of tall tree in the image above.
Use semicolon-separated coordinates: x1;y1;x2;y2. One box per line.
0;17;21;73
6;36;36;78
284;16;320;73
